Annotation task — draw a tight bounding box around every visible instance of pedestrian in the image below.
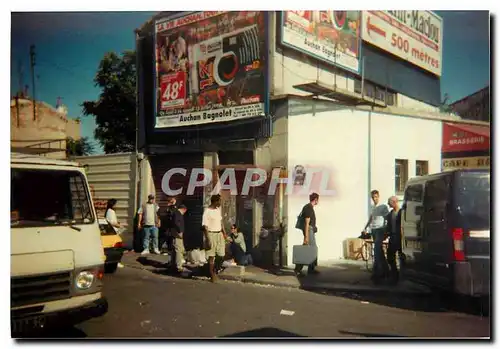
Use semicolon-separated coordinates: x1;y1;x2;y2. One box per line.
160;197;177;253
362;190;390;283
171;204;188;273
202;194;227;282
105;198;122;234
294;193;320;277
137;194;161;255
386;196;404;284
228;224;253;266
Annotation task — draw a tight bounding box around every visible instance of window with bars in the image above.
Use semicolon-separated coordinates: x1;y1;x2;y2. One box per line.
395;159;409;194
416;160;429;177
353;79;397;106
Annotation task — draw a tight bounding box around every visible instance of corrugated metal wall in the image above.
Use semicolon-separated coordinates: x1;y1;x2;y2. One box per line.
74;153;138;243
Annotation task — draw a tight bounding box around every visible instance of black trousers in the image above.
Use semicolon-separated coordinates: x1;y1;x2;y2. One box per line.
386;238;405;282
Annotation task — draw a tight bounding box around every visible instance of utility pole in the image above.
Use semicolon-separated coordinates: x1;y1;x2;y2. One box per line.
17;59;24;97
29;45;36;121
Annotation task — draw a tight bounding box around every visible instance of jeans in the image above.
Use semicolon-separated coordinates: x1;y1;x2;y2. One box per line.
295;226;317;273
143;226;159;252
371;227;389;279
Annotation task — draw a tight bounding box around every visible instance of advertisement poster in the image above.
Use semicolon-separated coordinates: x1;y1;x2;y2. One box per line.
154;11;268;128
361;11;443;76
281;11;361;73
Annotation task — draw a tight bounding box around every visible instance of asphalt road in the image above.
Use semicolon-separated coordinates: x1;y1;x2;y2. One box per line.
37;266;491;338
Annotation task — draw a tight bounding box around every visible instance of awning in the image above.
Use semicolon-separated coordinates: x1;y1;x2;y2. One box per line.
442;122;490;153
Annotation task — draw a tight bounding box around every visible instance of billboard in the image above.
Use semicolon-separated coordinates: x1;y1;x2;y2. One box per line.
361;11;443;76
281;11;361;73
154;12;268;128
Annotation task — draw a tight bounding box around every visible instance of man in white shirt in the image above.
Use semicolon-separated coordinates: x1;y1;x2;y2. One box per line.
202;194;227;282
138;194;161;255
362;189;390;283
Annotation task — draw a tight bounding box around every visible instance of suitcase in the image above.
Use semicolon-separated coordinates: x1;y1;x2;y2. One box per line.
292;245;318;265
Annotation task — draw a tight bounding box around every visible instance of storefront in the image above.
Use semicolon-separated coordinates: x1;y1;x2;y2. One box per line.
441;122;490;171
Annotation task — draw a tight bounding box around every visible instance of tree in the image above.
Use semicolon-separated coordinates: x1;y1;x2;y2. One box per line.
439;93;453;113
66;137;95;156
82;51;136;153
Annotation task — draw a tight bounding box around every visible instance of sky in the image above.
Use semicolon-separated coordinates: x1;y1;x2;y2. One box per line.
10;11;490;153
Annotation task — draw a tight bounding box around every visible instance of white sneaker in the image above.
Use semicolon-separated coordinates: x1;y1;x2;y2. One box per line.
153;249;161;255
141;250;150;255
118;263;124;268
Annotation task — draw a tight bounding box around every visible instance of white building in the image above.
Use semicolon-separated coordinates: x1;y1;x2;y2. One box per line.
136;11;473;266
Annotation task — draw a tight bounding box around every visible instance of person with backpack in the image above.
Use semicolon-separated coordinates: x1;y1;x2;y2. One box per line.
137;194;161;255
294;193;320;277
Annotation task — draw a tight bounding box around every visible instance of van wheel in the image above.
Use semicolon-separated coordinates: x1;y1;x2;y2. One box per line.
105;263;118;273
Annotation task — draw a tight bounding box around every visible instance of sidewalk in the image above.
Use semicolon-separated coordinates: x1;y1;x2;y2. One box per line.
120;252;431;295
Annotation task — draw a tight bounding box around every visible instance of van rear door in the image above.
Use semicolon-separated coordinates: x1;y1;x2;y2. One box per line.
453;171;490;295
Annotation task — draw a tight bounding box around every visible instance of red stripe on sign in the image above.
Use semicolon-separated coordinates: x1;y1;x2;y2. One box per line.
370;11;439;52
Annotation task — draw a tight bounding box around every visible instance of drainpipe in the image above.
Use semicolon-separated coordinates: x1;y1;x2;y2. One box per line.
367;107;372;216
278;170;284;267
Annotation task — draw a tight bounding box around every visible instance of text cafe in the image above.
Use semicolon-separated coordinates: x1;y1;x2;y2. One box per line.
441;122;490;171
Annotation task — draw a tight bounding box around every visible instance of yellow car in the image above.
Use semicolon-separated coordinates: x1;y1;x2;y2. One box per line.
99;218;124;273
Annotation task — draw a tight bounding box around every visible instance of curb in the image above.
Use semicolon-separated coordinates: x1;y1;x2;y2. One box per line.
217;273;432;296
120;259;431;296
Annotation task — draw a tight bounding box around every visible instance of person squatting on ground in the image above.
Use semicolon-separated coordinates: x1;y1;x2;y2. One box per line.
228;224;253;266
294;193;320;277
138;194;161;255
202;195;227;282
362;190;390;283
385;195;405;284
171;204;188;273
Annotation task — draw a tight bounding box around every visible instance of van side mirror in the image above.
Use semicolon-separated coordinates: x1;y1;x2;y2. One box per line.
415;206;424;215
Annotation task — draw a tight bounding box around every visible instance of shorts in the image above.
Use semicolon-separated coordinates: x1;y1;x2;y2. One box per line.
206;231;226;258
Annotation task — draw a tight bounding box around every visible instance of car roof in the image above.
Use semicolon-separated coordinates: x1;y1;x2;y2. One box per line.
406;169;490;186
11;153;82;168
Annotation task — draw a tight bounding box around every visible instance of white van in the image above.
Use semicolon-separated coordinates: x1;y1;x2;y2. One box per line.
401;169;490;298
11;153;108;336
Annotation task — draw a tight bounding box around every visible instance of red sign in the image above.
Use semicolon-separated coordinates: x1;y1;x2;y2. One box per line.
160;71;187;110
442;123;490;153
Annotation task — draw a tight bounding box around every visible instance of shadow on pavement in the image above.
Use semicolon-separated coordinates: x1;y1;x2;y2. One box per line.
136;256;168;270
338;330;410;338
220;327;306;338
305;284;490;317
14;326;88;339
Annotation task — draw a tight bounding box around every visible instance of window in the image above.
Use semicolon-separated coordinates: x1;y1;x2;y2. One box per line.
404;184;423;202
416;160;429;176
395;159;409;194
424;176;450;219
11;169;94;228
353;79;397;106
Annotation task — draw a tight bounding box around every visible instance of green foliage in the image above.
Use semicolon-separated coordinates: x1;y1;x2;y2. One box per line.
82;51;136;153
66;137;95;156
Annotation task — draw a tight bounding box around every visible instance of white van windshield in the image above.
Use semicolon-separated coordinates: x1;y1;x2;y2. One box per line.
11;168;95;227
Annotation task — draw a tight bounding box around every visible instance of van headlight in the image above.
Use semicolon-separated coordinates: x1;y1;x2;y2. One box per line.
75;271;95;290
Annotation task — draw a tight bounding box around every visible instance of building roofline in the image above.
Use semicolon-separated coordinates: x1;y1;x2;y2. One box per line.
450;86;490;106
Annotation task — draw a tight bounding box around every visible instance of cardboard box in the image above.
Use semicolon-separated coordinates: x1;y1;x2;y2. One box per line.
343;238;365;260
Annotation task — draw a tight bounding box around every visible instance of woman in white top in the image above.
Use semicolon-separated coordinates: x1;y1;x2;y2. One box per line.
105;199;122;234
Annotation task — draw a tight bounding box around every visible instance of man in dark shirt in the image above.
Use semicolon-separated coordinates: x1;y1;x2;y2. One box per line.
294;192;320;276
172;204;187;273
161;197;177;253
385;196;404;284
